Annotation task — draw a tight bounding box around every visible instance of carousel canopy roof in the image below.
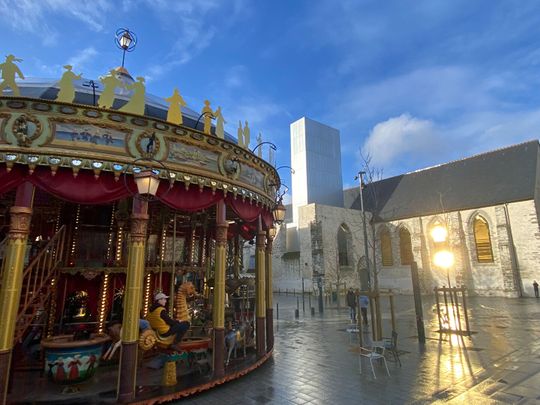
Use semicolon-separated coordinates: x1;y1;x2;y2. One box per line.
10;69;236;143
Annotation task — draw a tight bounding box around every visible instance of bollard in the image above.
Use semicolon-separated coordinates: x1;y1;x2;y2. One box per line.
311;307;315;316
295;309;299;318
297;296;300;311
276;303;279;319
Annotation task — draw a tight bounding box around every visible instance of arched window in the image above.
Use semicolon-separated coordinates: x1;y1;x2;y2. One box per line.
473;215;494;263
380;227;393;266
337;223;351;266
399;227;413;265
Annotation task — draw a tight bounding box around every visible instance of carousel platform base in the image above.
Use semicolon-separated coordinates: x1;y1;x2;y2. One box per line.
7;349;273;404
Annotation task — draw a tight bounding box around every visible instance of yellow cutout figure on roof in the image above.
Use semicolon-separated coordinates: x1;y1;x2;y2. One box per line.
119;76;146;116
243;121;250;148
98;70;123;109
256;133;263;158
201;100;214;135
56;65;82;104
165;88;186;125
237;120;244;147
0;54;25;96
214;106;226;139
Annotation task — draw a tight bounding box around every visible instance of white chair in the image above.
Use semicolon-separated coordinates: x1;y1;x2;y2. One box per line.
359;345;390;379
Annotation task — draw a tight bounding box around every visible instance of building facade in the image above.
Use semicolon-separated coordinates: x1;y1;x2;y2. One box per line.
273;117;540;297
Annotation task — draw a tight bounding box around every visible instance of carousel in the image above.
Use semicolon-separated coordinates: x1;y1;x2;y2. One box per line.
0;29;285;404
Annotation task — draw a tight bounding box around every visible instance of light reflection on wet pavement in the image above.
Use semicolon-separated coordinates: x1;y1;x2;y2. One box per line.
176;294;540;404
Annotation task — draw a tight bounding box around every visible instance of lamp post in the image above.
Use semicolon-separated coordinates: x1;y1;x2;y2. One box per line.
355;171;371;290
430;223;454;288
118;161;167;402
314;270;324;313
82;80;98;106
115;28;137;68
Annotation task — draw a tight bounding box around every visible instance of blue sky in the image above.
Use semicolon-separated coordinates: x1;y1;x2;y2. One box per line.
2;0;540;199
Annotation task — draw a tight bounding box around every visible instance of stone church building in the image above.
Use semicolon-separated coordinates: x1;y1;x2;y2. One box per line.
272;117;540;297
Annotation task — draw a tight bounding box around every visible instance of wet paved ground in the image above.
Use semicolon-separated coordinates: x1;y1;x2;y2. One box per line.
176;293;540;404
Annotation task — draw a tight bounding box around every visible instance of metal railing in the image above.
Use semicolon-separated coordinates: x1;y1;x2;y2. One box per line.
15;225;66;342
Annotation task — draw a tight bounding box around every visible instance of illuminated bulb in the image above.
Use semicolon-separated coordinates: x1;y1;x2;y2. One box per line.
434;250;454;269
431;225;448;243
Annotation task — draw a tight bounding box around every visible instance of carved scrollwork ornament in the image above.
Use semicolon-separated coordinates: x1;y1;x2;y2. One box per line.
130;213;149;243
11;114;43;147
135;130;161;159
256;230;266;249
8;207;32;240
218;152;241;180
215;223;228;247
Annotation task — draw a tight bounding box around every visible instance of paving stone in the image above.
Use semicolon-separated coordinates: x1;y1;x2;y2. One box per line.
173;294;540;405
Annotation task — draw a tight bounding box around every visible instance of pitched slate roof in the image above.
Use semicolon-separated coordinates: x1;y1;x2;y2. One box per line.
344;140;540;221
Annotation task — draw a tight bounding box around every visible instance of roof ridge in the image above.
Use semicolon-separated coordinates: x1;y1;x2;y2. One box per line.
404;139;539;176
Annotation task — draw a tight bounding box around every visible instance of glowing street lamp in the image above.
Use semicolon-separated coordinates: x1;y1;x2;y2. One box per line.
134;169;160;196
115;28;138;68
430;223;454;286
272;197;286;225
433;250;454;269
431;224;448;243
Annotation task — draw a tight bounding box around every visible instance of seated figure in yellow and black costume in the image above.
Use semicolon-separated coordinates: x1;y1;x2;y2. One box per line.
146;292;190;351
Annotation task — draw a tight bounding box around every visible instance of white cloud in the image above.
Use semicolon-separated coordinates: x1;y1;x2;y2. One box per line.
329;66;498;130
0;0;110;44
67;47;98;73
361;114;441;168
224;65;247;88
360;109;540;178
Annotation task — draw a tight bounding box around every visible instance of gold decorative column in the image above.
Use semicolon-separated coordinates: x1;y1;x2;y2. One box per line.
265;229;274;351
212;201;228;378
0;182;34;405
255;218;266;357
117;199;148;403
233;230;240;279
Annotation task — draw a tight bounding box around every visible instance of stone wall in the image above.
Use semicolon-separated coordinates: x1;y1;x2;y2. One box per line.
272;203;370;293
272;200;540;297
376;200;540;297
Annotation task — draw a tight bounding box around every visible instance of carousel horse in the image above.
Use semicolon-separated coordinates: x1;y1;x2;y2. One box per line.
103;282;197;359
225;320;254;366
139;281;196;351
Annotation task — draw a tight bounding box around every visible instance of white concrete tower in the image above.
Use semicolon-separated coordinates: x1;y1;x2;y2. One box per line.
290;117;343;223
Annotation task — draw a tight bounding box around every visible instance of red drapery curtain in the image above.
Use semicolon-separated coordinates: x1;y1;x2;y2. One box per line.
1;164;274;225
30;167;134;204
157;183;223;212
226;195;262;223
0;165;25;195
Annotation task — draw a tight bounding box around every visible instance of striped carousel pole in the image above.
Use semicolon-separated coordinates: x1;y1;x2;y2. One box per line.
212;201;228;378
117;198;148;403
255;216;266;357
0;182;34;405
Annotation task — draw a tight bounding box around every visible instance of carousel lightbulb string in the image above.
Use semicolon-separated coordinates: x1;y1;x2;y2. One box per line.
98;274;110;333
143;273;152;317
70;204;81;260
106;203;116;263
